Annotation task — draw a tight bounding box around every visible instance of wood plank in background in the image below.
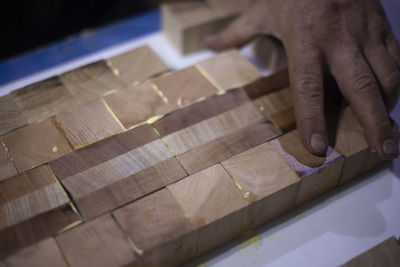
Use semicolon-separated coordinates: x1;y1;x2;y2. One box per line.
0;139;17;182
11;77;78;124
2;118;72;172
114;188;195;266
0;95;27;136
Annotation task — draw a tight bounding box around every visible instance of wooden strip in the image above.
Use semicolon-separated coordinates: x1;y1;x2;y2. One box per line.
152;87;250;137
196;50;263;91
104;80;173;129
56;214;136;267
0;140;17;182
222;142;300;227
107;45;169;86
178;121;280;174
113;188;195;266
243;69;289;99
11;77;78;124
4;237;68;267
0;95;27;136
55;99;124;149
168;164;251;255
152;66;217;109
2;118;72;172
49;124;158;180
60;61;126;104
162;102;264;155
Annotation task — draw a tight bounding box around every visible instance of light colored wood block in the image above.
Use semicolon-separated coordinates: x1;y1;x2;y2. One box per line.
104;81;173;129
2;118;72;172
107;45;169;86
340;237;400;267
196;50;263;90
56;214;136;267
4;238;68;267
55;99;124;149
0;139;17;182
222;142;300;227
168;164;251;255
152;66;217;109
178;121;280;174
60;61;126;104
269;130;344;206
243;69;289;99
162;102;264;155
0;95;26;136
113;188;195;266
11;77;78;124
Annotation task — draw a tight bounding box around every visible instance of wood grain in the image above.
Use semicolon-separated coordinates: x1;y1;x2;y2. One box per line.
60;61;126;104
222;142;300;227
12;77;78;124
56;214;136;267
113;188;195;266
55;99;124;149
2;118;72;172
0;94;27;136
243;70;289;99
152;66;217;109
0;139;17;182
104;80;173;129
107;45;169;86
168;164;251;255
178;121;280;174
196;50;263;90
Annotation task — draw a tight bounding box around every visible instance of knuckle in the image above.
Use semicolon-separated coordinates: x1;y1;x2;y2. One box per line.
351;71;377;95
295;74;323;95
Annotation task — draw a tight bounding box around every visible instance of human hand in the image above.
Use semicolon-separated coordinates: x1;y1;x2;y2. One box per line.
205;0;400;159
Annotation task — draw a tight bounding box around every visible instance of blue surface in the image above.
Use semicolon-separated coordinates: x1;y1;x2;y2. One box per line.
0;9;160;87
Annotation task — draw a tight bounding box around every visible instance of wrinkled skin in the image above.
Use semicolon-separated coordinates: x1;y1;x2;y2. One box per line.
206;0;400;159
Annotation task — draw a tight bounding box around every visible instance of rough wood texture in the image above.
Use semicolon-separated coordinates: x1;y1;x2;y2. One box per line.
60;61;126;104
104;81;173;129
4;238;68;267
152;66;217;108
270;130;344;205
196;50;263;90
168;164;251;255
114;188;195;266
11;77;78;124
0;140;17;182
2;118;72;172
222;142;300;227
178;121;280;174
55;99;124;149
0;94;27;136
340;237;400;267
107;45;169;86
56;214;136;267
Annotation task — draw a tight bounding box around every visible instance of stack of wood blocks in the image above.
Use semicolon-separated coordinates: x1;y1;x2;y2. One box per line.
0;44;384;266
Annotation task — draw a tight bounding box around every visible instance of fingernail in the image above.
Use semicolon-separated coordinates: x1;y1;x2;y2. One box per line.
383;138;398;156
311;134;328;154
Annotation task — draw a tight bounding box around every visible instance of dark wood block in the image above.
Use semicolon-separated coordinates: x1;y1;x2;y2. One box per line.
0;94;27;136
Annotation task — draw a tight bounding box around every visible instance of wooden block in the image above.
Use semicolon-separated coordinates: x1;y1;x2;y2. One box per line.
0;94;26;136
55;99;124;149
49;124;159;181
56;214;136;267
2;118;72;172
153;87;250;137
60;61;126;104
178;121;280;174
269;130;344;205
340;237;400;267
243;69;289;99
11;77;78;124
104;81;173;129
4;238;68;267
162;102;264;155
196;50;263;90
222;142;300;227
162;1;236;54
113;188;195;266
152;66;217;109
168;164;251;255
0;140;17;182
